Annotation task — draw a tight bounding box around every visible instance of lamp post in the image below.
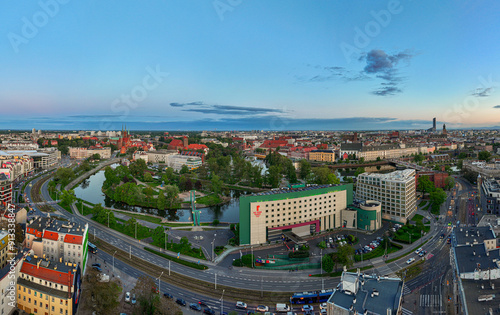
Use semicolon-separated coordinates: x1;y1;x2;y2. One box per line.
157;271;164;294
112;250;117;273
212;233;217;263
220;289;225;315
360;244;363;263
320;248;323;275
164;229;168;251
135;221;138;239
107;212;110;228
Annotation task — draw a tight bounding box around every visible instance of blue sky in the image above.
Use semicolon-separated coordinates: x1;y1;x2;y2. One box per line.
1;0;499;130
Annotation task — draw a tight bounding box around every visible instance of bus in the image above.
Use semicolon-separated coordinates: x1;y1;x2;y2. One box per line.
88;242;97;254
290;289;334;304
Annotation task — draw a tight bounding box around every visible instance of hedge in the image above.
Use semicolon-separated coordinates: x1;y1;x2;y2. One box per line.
144;247;208;270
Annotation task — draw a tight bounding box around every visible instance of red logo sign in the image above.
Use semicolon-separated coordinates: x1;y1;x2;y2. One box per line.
253;205;262;218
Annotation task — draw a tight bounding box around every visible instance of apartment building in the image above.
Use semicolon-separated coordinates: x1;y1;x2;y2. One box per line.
68;147;111;159
16;255;81;315
356;169;417;224
0;175;12;208
25;217;89;273
308;150;336;162
239;184;354;245
0;250;27;315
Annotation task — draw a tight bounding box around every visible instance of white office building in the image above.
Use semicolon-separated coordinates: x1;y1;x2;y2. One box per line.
356;169;417;224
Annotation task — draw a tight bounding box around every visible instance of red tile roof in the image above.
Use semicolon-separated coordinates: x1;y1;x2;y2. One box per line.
27;228;42;238
187;144;208;150
21;262;74;286
64;234;83;245
43;231;59;241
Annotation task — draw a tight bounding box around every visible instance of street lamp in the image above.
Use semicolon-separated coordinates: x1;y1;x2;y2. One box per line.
360;244;363;263
212;233;217;263
135;221;138;239
107;212;110;227
164;229;168;251
112;250;117;273
220;289;225;315
320;248;323;275
157;271;164;294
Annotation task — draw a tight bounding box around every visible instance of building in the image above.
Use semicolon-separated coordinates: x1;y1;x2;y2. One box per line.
169;155;202;171
0;174;12;208
25;217;89;273
0;155;34;183
0;231;10;270
16;254;82;315
68;147;111;160
326;270;403;315
356;169;417;224
452;225;497;251
416;171;449;189
239;184;354;245
481;177;500;215
133;151;202;171
308;150;336;162
339;143;423;161
348;200;382;231
0;149;59;170
0;250;27;315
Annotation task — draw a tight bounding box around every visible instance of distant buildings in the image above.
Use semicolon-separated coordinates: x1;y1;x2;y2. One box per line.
308;150;336;163
0;148;59;170
326;270;403;315
133;150;203;171
480;177;500;215
0;174;13;207
356;169;417;224
340;143;425;161
68;147;111;159
416;171;449;189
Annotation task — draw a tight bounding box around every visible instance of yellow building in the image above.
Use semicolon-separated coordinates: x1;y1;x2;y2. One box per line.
0;231;10;270
17;255;81;315
308;150;336;162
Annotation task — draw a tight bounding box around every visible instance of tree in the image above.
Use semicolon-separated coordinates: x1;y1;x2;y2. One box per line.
478;150;491;162
157;192;167;210
354;167;365;177
54;167;75;187
430;188;447;213
376;156;382;161
81;269;121;315
151;226;166;248
211;174;223;195
165;167;175;180
144;172;153;182
164;185;180;208
417;175;435;196
266;165;281;188
180;165;190;174
413;153;425;163
299;159;311;179
194;180;203;190
322;254;334;273
336;244;354;269
93;203;116;226
60;189;77;206
58;144;69;155
445;176;455;190
311;167;340;185
133;275;182;315
91;153;101;160
129;159;147;177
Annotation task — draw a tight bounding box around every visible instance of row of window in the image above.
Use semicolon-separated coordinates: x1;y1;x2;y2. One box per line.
20;275;66;291
18;294;68;314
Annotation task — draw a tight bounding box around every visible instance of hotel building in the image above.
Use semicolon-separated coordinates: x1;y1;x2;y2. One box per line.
356;169;417;224
239;184;354;245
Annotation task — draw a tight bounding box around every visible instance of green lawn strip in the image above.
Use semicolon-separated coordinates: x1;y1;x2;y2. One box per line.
419;201;428;208
395;259;425;280
311;265;373;277
385;239;430;263
354;242;401;262
144;247;208;270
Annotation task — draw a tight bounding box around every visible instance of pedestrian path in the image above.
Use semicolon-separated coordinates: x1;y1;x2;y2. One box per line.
419;294;442;307
401;307;413;315
402;284;412;296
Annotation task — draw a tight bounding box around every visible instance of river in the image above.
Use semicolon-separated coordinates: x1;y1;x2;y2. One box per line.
73;167;247;223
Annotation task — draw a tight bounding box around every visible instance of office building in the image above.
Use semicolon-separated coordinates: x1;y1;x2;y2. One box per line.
25;217;89;273
16;255;82;315
68;147;111;159
326;270;403;315
356;169;417;224
239;184;354;245
348;200;382;231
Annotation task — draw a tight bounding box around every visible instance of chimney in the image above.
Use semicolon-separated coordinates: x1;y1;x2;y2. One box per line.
37;259;41;269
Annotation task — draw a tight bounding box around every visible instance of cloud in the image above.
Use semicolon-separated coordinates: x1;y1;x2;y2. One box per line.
494;105;500;108
300;65;369;83
472;87;493;97
360;49;414;96
169;102;285;116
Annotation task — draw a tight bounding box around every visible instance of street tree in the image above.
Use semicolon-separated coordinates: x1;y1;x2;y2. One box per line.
133;275;182;315
322;254;334;273
417;175;435;196
336;244;355;269
299;159;312;179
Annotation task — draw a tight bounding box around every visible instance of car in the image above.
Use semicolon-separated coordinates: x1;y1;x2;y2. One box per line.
406;258;415;264
198;300;209;307
189;303;202;311
415;248;423;255
236;301;247;309
440;233;445;239
92;266;102;272
301;305;314;312
419;250;427;257
257;305;269;312
92;263;101;268
321;309;327;314
320;303;328;310
246;311;255;315
163;292;173;299
203;308;215;315
176;298;186;306
125;292;131;302
131;294;136;305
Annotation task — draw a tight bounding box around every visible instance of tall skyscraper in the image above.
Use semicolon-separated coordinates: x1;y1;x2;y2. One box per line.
433;117;436;131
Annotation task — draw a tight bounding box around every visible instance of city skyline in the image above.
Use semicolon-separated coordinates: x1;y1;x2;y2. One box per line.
1;1;500;130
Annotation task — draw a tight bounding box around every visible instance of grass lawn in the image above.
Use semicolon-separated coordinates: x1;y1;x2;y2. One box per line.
195;193;222;206
354;241;401;262
419;201;428;208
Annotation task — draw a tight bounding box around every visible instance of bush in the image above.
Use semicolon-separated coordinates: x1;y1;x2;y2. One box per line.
212;219;220;226
288;250;309;259
318;241;326;249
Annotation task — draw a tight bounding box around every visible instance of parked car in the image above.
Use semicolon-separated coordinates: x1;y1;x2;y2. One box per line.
321;309;327;314
406;258;415;264
176;298;186;306
92;263;101;268
163;292;173;299
92;266;102;272
189;303;202;311
203;308;215;315
236;301;247;309
125;292;130;303
131;294;136;305
320;303;328;310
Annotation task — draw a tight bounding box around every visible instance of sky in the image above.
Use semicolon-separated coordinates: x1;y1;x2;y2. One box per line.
1;0;500;131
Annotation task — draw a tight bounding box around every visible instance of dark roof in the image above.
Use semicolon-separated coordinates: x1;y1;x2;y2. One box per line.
461;279;500;314
27;217;85;236
0;173;8;182
328;272;403;314
453;244;500;274
453;226;496;247
341;143;363;151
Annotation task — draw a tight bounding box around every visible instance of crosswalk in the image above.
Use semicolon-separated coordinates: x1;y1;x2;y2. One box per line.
402;284;412;295
419;294;442;307
401;307;413;315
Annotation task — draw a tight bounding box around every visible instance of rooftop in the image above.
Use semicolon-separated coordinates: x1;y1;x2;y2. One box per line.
454;244;500;274
0;150;49;157
453;226;496;247
328;271;403;314
251;184;341;197
358;169;416;181
20;254;76;286
27;217;86;241
461;279;500;315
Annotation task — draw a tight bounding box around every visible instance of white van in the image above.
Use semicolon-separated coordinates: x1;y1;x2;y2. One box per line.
276;303;291;312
